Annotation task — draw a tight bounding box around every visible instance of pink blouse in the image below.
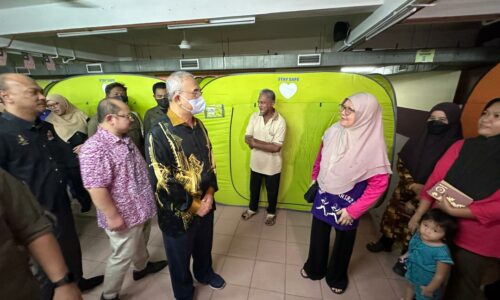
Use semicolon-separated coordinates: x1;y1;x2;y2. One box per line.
420;140;500;258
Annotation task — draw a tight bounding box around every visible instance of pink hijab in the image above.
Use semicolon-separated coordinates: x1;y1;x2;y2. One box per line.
317;93;392;195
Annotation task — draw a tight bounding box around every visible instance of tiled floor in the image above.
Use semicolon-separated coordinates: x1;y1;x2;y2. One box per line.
76;205;407;300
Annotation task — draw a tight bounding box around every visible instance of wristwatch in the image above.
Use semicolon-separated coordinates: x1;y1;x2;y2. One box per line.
52;272;75;287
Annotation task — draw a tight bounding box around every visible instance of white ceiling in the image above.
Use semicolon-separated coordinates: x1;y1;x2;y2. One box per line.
0;0;498;63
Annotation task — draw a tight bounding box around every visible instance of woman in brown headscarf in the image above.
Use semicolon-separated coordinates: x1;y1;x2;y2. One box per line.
46;94;89;153
46;94;91;212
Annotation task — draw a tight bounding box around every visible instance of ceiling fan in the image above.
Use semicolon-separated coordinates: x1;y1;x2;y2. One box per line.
178;31;192;50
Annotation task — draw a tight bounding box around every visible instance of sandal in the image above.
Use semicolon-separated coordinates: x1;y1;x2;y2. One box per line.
300;268;309;279
241;209;257;220
392;257;407;277
265;214;276;226
331;287;345;294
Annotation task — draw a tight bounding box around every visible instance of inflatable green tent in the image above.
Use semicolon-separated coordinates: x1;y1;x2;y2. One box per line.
46;72;396;211
47;74;162;119
200;73;396;210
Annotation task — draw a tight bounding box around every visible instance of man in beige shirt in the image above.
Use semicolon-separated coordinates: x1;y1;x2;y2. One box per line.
241;89;286;226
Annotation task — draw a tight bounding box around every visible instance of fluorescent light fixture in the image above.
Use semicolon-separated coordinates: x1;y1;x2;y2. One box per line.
341;66;377;74
337;3;420;51
57;28;127;38
209;17;255;24
365;7;417;40
168;17;255;30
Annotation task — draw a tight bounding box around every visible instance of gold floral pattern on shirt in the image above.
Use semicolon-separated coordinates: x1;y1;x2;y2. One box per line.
148;122;209;230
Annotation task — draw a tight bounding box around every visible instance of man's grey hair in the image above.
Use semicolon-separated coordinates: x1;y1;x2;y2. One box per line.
166;71;194;102
97;98;122;123
0;73;35;91
260;89;276;103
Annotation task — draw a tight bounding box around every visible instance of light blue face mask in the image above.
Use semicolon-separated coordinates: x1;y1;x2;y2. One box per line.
181;95;206;115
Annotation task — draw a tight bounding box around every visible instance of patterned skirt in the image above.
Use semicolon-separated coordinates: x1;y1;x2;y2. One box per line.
379;158;420;252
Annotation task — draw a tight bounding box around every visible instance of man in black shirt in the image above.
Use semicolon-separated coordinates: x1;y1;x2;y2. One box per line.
146;71;225;300
87;82;144;154
144;81;168;134
0;73;103;298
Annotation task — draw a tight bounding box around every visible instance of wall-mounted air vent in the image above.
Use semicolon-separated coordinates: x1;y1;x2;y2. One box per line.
86;63;103;73
297;54;321;66
179;59;199;70
15;67;30;74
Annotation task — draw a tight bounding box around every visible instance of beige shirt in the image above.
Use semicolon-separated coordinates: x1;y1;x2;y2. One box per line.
245;111;286;175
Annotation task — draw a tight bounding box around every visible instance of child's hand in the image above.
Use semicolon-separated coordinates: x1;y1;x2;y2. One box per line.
420;285;434;297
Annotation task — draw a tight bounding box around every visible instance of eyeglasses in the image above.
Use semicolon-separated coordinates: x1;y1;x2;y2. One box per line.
113;113;134;121
47;104;60;109
339;104;355;115
180;90;202;98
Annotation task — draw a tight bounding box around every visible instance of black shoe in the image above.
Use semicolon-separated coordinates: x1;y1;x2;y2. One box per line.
200;273;226;290
484;280;500;300
133;260;168;281
79;199;92;213
78;275;104;291
366;236;393;253
392;258;407;277
100;294;120;300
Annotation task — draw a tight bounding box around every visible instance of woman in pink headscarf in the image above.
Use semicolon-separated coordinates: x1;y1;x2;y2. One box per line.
301;93;392;294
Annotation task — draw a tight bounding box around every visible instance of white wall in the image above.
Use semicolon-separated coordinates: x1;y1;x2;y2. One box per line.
389;71;461;111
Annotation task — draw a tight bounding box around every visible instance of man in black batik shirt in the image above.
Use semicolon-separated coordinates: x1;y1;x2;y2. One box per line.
146;71;225;300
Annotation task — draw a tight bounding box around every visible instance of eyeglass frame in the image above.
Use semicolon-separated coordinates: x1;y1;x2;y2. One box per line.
179;90;203;98
339;103;356;116
46;103;60;110
111;113;134;121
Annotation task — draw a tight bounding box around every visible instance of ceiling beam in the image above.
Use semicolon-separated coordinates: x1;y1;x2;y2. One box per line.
334;0;435;51
2;47;496;77
407;0;500;23
0;37;120;62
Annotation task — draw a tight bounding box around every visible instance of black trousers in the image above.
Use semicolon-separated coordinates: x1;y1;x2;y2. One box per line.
249;170;280;214
35;197;83;300
303;217;357;290
162;212;216;300
67;166;92;211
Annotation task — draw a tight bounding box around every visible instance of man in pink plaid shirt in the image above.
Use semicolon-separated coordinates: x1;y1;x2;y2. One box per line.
79;98;166;300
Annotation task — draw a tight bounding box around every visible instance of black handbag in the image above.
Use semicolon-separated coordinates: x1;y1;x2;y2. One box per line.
304;181;319;203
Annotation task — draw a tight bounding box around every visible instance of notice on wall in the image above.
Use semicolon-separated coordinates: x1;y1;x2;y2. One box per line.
0;49;7;66
23;52;36;69
44;55;56;71
205;104;225;119
415;49;435;63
